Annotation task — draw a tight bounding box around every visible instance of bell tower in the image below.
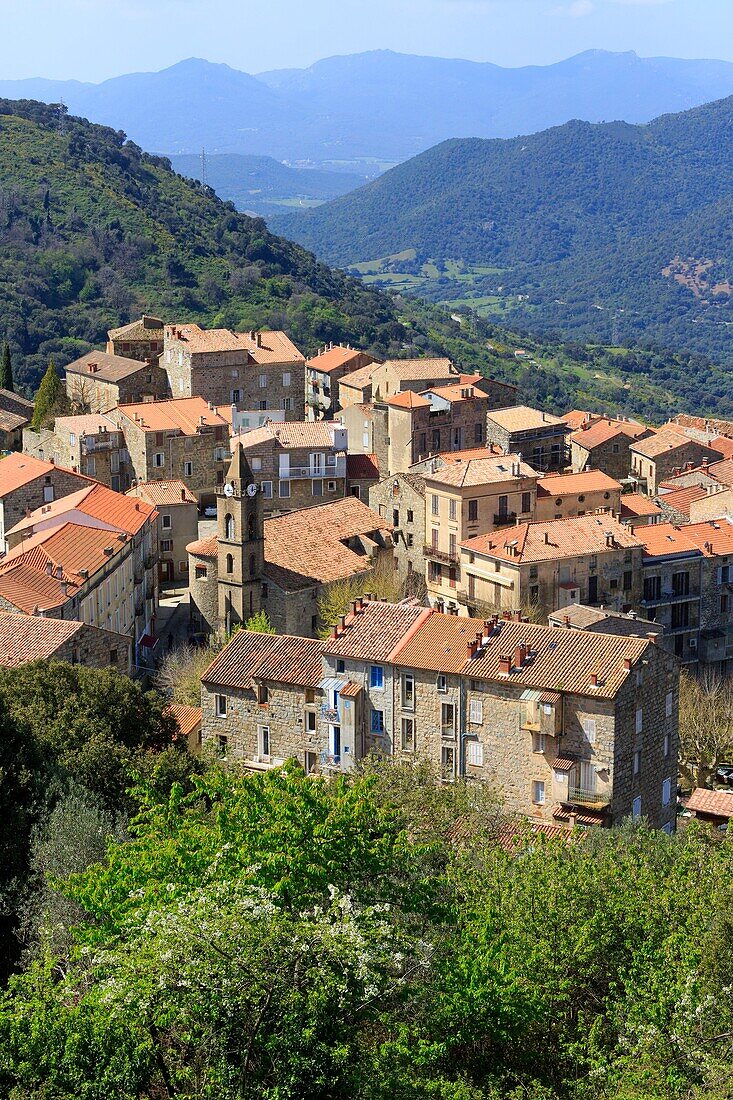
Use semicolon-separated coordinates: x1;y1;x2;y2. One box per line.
217;442;264;635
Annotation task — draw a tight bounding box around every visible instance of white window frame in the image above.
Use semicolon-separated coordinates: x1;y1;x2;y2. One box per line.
282;372;291;387
154;452;165;468
279;480;291;498
437;674;448;693
259;373;268;388
662;777;672;806
582;718;597;744
261;481;273;499
533;780;545;805
401;716;415;752
183;460;193;478
466;740;484;767
161;514;172;530
215;694;227;718
258;724;270;759
469;697;483;725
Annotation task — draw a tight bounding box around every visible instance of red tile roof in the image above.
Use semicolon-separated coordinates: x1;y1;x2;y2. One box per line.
686;787;733;819
620;493;664;519
117;397;229;435
0;611;85;666
129;480;197;506
186;534;218;558
462;515;641;564
64;349;151;382
202;630;325;688
325;601;431;662
426;455;535;488
709;437;733;460
0;453;87;498
306;346;376;374
386;390;431;410
536;470;621;497
631;429;713;460
657;484;708;516
8;483;156;541
166;703;202;740
346;453;380;481
638;522;701;559
570;418;649;450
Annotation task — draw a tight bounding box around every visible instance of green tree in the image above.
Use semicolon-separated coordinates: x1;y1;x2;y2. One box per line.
243;610;275;633
0;341;14;392
31;357;62;429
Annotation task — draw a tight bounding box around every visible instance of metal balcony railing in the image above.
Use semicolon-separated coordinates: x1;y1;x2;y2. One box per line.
423;544;459;566
567;787;610;809
494;512;517;526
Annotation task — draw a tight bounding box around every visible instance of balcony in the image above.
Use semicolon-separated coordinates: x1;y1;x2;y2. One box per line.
281;457;345;479
494;511;517;526
641;590;699;607
423;543;459;566
566;787;611;809
321;705;339;723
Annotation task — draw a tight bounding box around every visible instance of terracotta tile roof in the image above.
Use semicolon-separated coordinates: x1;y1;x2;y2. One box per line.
263;497;392;590
0;610;85;666
307;346;376;374
570;418;649;450
382;357;454;379
686;787;733;819
620;493;664;519
386;390;431;409
425;455;535;488
674;414;733;440
237;420;340;449
186;534;218;558
394;611;651;698
638;522;700;559
108;315;164;341
497;819;581;848
168;325;303;364
339;680;363;698
338;363;378;391
657;484;708;516
425;444;504;465
561;410;597;431
165;703;202;740
536;470;621;497
0;409;27;433
324;601;431;662
0;387;34;418
708;459;733;488
8;483;156;541
0;453;85;498
202;630;325;688
65;349;151;382
549;603;661;638
53;413;119;436
552;804;607;826
130;480;197;506
117;397;229;435
683;518;733;557
709;437;733;460
346;454;380;481
427;378;487;402
462;515;642;564
551;757;577;771
631;429;712;460
486;405;567;433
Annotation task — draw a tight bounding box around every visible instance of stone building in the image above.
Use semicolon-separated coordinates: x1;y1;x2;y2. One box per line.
25;414;131;491
0;388;34;451
630;430;720;495
199;599;679;832
346;454;380;502
619;493;664;526
1;482;159;663
0;609;131;673
162;324;305;418
0;452;92;553
569;418;651;480
484;406;570;471
106;315;165;361
534;470;621;522
64;350;168;414
127;480;198;585
422;455;538;612
369;472;426;586
548;603;662;641
459;515;644;620
115;397;231;508
231;419;348;515
306;344;380;420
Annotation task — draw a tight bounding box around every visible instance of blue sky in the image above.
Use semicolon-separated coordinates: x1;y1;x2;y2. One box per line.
6;0;732;81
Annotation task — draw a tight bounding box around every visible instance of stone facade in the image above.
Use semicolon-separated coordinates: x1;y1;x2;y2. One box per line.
51;623;132;673
534;472;621;522
0;456;92;553
65;351;168;414
631;437;720;495
233;421;348;516
201;680;325;768
25;415;131;492
369;473;427;587
0;388;34;452
306;345;380;420
106;315;165;361
187;544;219;639
485;407;570;472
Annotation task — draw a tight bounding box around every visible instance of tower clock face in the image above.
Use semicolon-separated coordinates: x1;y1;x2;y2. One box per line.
246;483;258;497
223;482;234;498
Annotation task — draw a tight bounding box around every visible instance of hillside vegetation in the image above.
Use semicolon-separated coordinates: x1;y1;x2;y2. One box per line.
0;98;732;424
275;96;733;367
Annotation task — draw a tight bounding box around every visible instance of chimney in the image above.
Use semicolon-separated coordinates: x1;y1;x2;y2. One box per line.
468;639;478;658
339;614;347;633
591;673;599;687
181;488;186;501
702;458;710;469
564;615;570;626
256;333;263;348
55;564;63;579
331;624;339;639
46;561;53;575
605;533;614;547
623;658;632;670
513;642;527;669
647;631;657;644
499;653;511;675
544;531;550;544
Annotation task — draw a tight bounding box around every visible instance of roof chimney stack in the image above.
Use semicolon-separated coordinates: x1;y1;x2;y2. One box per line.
499;653;511;675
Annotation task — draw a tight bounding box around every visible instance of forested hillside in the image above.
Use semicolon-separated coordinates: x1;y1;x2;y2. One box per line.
275;95;733;366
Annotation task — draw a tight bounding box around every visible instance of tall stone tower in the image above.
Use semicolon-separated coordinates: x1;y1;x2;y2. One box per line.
217;443;264;635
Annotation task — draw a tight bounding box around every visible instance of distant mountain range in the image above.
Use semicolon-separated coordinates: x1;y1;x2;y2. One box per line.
2;50;733;168
274;95;733;367
168;154;367;218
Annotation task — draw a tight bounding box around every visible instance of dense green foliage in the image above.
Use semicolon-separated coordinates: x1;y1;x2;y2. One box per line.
0;341;13;392
1;762;733;1098
30;357;61;428
277;95;733;368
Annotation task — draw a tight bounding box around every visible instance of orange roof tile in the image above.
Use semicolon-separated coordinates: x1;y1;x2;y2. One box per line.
486;405;567;433
683;518;733;557
657;484;708;516
325;601;431;662
426;455;536;488
202;630;325;688
166;703;202;740
570;418;649;450
237;420;340;449
0;453;88;498
8;483;156;541
306;346;377;374
382;357;454;379
386;390;430;409
620;493;664;519
117;397;229;435
638;522;700;559
186;534;218;558
462;515;642;564
168;325;303;363
129;481;197;506
561;410;597;431
709;437;733;460
338;363;378;391
631;429;714;460
536;470;621;497
64;349;152;383
108;314;164;341
0;611;85;665
346;454;380;481
686;787;733;819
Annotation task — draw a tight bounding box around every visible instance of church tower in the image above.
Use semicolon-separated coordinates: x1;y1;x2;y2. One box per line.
217;442;264;635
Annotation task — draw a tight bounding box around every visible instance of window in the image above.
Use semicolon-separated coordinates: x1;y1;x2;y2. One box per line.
232;388;241;403
533;780;546;805
431;494;439;516
154;452;165;467
161;539;173;552
449;498;457;521
662;777;672;806
224;513;234;539
327;480;337;492
662;821;673;835
474;421;483;443
633;749;641;776
370;665;384;689
402;672;415;709
663;732;670;758
441;701;455;737
195;563;207;579
279;480;291;498
215;694;227;718
217;734;228;758
336;659;345;674
401;717;415;751
282;372;291;387
672;571;690;596
623;571;633;592
259;400;268;411
183;461;193;478
371;709;385;734
43;485;55;503
256;683;268;705
723;594;730;614
665;691;673;718
258;725;270;758
226;554;234;574
441;745;455;780
312;479;323;497
261;481;273;498
283;398;293;412
533;732;546;753
437;674;447;693
635;708;643;734
407;509;414;523
109;648;117;666
466;499;479;523
643;576;661;601
466;740;484;767
259;374;267;388
582;718;597;744
306;711;316;732
497;494;509;517
161;514;172;530
469;697;483;724
632;796;642;821
521;491;531;514
251;457;262;472
449;533;457;558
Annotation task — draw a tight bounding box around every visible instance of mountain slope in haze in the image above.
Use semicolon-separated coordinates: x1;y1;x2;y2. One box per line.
169;153;367;217
2;51;733;165
275;95;733;366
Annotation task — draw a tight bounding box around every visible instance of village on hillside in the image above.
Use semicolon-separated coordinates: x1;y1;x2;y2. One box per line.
4;314;733;835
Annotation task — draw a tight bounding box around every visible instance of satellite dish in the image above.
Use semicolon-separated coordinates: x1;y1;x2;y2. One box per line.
246;483;258;498
223;482;234;498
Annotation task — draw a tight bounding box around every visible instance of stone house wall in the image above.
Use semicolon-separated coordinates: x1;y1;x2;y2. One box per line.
201;680;325;767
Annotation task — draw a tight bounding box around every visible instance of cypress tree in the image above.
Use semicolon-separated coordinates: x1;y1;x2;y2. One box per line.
32;358;61;430
0;342;14;393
